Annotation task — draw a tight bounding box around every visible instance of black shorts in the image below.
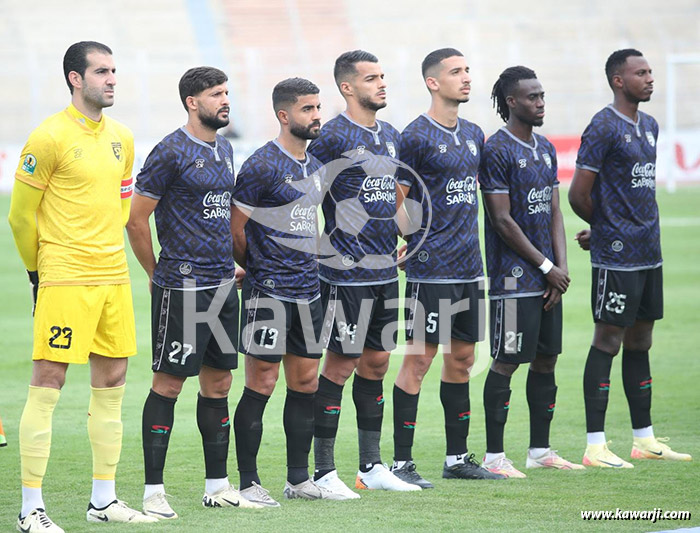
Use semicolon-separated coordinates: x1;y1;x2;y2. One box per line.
405;281;486;345
151;282;239;377
490;296;562;364
592;266;663;328
240;279;324;362
321;280;399;357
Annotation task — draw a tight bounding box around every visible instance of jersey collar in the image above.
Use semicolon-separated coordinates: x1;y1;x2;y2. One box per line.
606;104;642;137
272;139;309;178
180;127;222;161
500;126;539;156
421;113;461;146
65;104;105;134
340;112;382;145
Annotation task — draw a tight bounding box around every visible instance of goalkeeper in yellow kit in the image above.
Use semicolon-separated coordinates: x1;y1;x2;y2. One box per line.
8;41;156;532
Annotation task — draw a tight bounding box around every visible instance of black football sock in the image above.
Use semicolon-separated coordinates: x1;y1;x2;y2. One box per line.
234;387;269;489
527;370;557;449
353;374;384;471
284;388;315;485
583;346;615;433
392;385;419;462
143;389;177;485
314;375;344;480
622;349;652;429
483;370;512;454
440;381;470;456
197;393;230;480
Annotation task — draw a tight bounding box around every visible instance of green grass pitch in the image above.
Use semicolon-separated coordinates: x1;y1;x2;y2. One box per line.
0;188;698;532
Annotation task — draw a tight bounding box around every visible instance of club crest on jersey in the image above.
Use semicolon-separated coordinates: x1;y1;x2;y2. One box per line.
542;153;552;169
111;142;122;161
466;139;477;156
195;158;205;169
645;131;655;147
386;142;396;158
518;159;527;168
438;144;447;154
313;174;322;192
224;156;233;174
22;154;37;174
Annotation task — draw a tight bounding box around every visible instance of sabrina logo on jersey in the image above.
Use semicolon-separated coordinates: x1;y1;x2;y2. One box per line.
361;175;396;203
631;162;656;189
445;176;476;205
527;186;552;215
202;191;232;220
289;204;317;234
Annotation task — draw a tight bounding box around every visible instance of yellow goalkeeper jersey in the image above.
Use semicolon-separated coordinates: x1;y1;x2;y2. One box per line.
15;105;134;286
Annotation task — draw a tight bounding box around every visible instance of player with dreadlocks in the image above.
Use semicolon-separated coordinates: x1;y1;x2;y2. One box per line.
478;66;583;477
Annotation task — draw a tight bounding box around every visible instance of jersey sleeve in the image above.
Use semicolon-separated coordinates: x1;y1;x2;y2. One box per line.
14;127;58;190
576;116;610;173
478;142;510;193
397;128;422;188
307;130;340;164
134;142;177;200
232;156;270;211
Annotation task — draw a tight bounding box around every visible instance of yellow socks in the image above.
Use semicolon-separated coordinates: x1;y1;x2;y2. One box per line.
19;386;60;488
88;385;125;481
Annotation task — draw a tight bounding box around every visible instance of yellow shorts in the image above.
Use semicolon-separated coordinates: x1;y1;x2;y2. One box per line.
32;284;137;363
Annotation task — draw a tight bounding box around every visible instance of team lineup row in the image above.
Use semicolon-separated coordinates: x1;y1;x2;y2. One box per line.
7;41;691;532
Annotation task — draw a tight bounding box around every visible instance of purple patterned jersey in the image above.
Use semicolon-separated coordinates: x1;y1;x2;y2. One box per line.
479;127;559;299
576;105;661;270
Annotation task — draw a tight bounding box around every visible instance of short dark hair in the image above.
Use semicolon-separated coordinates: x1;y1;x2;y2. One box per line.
491;66;537;123
605;49;644;88
333;50;378;87
178;67;228;110
63;41;113;94
421;48;463;79
272;77;320;112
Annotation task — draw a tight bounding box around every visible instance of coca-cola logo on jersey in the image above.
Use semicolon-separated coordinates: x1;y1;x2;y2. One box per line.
361;174;396;203
203;191;231;220
631;163;656;189
527;186;552;215
290;203;317;234
445;176;476;205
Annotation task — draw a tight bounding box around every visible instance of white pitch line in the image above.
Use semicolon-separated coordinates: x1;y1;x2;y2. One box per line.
661;217;700;227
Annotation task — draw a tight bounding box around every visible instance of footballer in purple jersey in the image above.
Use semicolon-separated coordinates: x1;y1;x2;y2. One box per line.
127;67;256;516
134;127;236;288
391;49;501;488
309;51;420;497
232;139;323;302
480;66;582;478
569;49;691;466
230;78;344;504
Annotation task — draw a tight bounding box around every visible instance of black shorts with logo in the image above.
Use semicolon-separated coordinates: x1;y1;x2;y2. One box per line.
592;265;663;328
321;280;399;357
490;295;562;364
405;281;486;345
240;278;324;362
151;281;239;377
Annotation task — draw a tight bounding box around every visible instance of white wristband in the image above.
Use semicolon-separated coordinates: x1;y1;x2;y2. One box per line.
538;258;554;275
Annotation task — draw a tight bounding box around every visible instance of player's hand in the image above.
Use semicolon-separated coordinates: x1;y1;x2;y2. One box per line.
545;265;570;294
397;244;407;271
235;266;246;290
543;285;562;311
575;229;591;251
27;270;39;316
